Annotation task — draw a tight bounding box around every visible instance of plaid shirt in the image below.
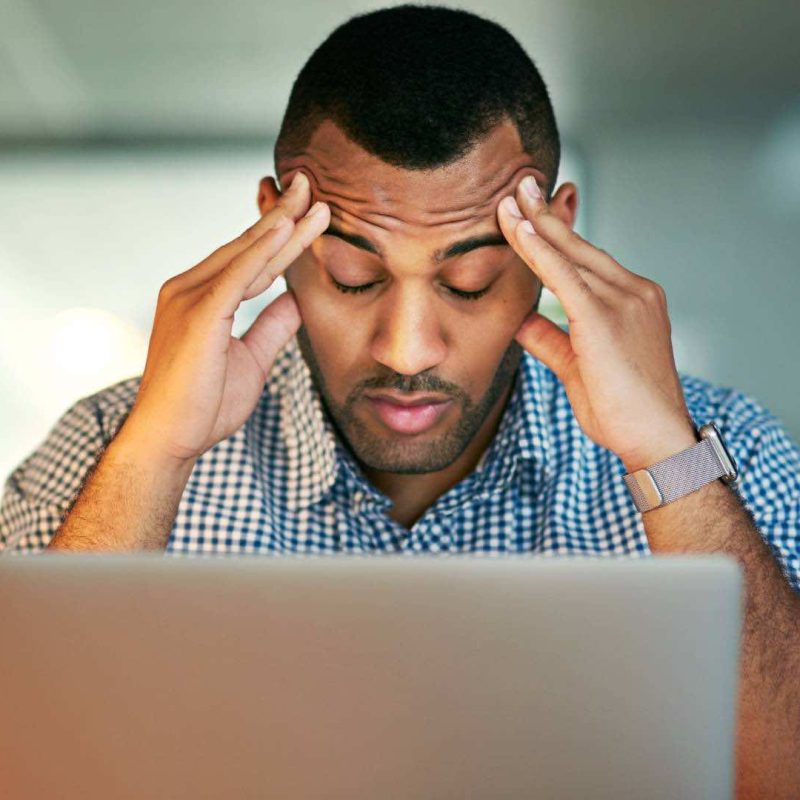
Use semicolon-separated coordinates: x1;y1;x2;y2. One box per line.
2;336;799;592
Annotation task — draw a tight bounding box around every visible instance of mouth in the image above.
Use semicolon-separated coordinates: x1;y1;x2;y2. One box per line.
364;391;453;435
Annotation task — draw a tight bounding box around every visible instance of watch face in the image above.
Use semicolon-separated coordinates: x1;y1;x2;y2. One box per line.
700;423;738;482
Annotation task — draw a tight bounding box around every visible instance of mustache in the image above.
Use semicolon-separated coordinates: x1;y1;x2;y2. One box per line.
353;372;466;399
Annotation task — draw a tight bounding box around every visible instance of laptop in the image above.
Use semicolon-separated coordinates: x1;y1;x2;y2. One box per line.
0;553;741;799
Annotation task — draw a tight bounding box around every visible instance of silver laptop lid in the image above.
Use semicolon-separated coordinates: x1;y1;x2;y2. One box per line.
0;554;741;800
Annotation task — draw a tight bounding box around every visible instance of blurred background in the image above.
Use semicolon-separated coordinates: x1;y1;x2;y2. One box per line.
1;0;799;481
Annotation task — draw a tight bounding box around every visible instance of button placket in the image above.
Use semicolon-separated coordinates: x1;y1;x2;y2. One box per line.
350;489;366;516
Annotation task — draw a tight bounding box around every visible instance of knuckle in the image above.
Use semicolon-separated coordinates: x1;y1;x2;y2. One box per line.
225;250;251;276
596;246;617;267
185;295;219;325
575;274;594;298
567;228;585;249
203;276;228;304
225;252;252;282
640;278;665;304
273;211;294;231
255;224;285;250
620;291;646;313
239;223;261;244
208;240;236;264
186;276;226;313
157;276;181;304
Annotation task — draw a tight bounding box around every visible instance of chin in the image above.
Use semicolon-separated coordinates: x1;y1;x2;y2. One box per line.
339;414;474;475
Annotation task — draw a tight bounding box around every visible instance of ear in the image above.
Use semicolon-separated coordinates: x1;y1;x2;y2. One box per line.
257;175;283;216
548;181;579;229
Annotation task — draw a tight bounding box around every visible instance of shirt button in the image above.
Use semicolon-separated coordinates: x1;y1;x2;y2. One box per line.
351;490;366;514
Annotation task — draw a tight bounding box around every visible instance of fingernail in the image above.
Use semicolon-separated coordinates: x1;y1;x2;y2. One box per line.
288;172;308;194
501;195;523;219
306;201;326;219
518;220;536;237
521;175;542;201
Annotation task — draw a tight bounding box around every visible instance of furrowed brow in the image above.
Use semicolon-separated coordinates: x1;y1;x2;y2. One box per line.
437;233;509;262
323;223;509;262
323;224;381;255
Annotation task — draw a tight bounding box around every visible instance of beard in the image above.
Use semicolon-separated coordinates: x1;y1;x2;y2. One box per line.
295;326;523;475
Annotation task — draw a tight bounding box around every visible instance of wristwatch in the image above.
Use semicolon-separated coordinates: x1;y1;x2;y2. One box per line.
622;423;738;513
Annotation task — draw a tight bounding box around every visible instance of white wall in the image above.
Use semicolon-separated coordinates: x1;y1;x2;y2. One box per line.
579;120;800;441
0;146;282;480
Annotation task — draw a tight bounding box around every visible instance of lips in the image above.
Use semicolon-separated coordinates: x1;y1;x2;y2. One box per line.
364;392;452;435
365;391;451;407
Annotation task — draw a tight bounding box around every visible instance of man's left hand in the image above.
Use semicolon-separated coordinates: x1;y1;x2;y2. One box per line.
497;175;697;472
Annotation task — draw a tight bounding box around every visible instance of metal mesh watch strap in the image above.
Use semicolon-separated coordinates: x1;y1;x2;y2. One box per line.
623;438;726;512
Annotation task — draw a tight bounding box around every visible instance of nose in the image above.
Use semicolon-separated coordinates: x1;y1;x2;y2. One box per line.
369;284;448;377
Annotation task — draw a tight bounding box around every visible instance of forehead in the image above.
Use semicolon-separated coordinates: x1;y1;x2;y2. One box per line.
278;118;545;237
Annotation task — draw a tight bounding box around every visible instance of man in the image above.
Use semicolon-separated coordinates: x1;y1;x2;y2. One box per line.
1;5;798;796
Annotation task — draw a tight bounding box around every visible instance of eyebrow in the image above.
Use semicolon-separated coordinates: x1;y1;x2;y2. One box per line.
323;222;509;262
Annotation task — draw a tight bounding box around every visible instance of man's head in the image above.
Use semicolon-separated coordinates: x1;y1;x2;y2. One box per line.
259;4;577;477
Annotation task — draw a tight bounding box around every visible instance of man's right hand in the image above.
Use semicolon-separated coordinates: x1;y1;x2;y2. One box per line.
121;171;329;469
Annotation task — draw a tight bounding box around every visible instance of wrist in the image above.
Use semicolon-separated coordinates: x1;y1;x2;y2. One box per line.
619;422;698;474
49;422;196;553
112;416;199;483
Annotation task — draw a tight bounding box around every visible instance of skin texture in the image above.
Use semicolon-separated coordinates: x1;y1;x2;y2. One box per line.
258;117;577;527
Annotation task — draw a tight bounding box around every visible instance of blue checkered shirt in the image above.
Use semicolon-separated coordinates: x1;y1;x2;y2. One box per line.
2;336;799;592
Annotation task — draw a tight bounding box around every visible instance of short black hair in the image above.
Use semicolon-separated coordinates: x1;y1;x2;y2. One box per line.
274;4;561;196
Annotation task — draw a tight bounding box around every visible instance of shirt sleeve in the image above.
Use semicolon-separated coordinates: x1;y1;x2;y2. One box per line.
0;380;138;553
715;390;800;594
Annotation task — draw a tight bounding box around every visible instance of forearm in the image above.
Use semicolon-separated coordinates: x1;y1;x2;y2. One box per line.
48;424;196;552
642;479;800;800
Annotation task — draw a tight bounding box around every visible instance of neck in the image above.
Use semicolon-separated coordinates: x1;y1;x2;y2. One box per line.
362;380;516;529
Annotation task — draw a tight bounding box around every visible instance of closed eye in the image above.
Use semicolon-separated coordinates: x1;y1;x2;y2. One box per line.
446;285;490;301
331;278;490;301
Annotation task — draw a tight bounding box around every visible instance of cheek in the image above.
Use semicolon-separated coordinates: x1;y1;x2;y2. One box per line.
286;257;371;389
286;257;334;326
452;305;516;378
461;265;538;351
292;273;361;342
443;284;536;396
502;262;540;323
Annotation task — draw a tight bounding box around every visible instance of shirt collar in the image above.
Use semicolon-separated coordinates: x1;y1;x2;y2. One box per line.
514;348;555;470
251;335;340;512
250;336;554;512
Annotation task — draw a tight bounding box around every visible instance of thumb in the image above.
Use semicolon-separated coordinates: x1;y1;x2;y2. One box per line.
514;310;575;384
240;290;302;377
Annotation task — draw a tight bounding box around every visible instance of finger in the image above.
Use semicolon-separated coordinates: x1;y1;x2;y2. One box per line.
514;309;576;385
171;172;314;291
239;290;302;378
497;195;597;319
192;216;296;317
208;201;329;314
572;264;623;306
242;201;331;300
513;177;638;288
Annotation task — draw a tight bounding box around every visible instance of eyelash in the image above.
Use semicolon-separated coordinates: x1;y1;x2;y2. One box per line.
331;279;490;301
